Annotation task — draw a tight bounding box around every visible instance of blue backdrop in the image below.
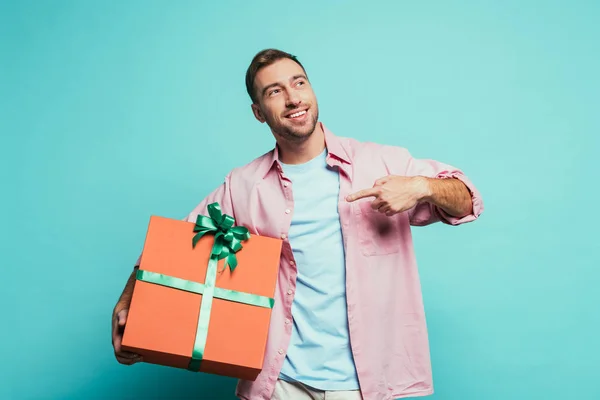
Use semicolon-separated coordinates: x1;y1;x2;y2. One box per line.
2;1;598;399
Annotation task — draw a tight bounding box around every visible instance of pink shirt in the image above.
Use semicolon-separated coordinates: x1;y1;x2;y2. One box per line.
173;123;483;399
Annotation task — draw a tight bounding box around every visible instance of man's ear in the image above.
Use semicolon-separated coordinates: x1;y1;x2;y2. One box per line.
251;103;266;123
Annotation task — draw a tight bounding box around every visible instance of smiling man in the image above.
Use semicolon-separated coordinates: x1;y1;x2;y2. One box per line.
112;48;484;400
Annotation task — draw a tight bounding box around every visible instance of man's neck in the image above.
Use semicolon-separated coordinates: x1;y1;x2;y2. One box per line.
276;123;326;165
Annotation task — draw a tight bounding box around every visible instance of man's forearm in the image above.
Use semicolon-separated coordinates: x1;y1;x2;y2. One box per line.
420;177;473;218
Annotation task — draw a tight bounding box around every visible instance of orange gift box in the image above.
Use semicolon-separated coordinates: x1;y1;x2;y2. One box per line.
121;203;282;381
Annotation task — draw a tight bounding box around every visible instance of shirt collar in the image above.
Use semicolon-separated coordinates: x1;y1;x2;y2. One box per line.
262;122;351;179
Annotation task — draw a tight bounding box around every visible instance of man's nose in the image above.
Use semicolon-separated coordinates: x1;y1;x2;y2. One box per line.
285;92;301;107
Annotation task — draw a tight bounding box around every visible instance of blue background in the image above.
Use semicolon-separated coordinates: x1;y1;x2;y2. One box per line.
2;1;598;399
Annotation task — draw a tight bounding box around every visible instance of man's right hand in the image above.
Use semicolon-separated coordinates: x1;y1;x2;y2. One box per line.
112;307;143;365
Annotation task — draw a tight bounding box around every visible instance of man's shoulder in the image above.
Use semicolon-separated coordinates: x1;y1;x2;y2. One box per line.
225;148;275;182
335;133;410;160
331;129;414;178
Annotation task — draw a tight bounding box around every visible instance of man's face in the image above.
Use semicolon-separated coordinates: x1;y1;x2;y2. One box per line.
251;58;319;142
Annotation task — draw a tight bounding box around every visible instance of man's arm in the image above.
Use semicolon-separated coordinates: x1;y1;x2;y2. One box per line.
421;176;473;218
400;145;483;226
346;174;473;218
347;145;483;225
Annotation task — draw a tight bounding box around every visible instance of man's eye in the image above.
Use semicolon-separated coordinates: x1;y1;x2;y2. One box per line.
296;81;305;86
269;89;280;96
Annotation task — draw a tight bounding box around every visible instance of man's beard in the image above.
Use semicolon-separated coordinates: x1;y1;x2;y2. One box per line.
271;109;319;143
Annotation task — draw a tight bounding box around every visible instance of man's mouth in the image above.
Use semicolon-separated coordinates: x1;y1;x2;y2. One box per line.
285;109;308;121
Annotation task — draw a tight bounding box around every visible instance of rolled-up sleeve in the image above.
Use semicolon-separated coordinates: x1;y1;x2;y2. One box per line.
382;145;484;226
133;173;234;267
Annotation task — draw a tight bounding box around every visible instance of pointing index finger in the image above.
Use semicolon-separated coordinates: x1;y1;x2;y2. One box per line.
346;187;379;202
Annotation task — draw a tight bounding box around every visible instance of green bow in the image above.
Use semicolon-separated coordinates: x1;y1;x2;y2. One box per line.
192;203;250;272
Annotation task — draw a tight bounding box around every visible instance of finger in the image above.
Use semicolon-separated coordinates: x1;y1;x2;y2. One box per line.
116;354;143;365
384;204;407;216
370;198;386;211
116;350;141;359
346;187;379;202
376;203;391;214
112;315;119;338
116;355;134;365
374;176;392;187
112;314;121;348
385;209;399;217
113;329;122;354
117;309;128;327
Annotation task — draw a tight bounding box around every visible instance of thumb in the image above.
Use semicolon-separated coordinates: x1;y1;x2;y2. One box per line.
117;309;128;326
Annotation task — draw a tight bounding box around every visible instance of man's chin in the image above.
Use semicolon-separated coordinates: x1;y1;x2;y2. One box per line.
286;127;314;141
269;116;318;142
287;119;318;137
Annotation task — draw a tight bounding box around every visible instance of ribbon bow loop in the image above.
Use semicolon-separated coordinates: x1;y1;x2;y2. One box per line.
192;202;250;272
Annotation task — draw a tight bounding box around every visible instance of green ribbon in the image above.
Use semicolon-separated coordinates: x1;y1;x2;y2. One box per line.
137;202;271;372
192;202;251;272
136;270;275;309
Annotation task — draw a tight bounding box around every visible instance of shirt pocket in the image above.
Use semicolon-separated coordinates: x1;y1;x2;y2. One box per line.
354;200;403;256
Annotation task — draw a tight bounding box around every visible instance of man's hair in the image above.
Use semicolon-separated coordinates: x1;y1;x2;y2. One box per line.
245;48;307;104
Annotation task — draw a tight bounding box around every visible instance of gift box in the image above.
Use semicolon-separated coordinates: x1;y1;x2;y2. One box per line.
121;203;282;381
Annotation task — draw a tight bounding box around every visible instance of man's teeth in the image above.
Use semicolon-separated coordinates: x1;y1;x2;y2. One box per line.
289;110;306;118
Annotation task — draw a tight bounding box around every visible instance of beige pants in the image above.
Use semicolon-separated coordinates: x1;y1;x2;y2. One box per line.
271;379;363;400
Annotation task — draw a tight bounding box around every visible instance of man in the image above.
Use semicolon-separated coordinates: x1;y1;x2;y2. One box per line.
112;48;484;400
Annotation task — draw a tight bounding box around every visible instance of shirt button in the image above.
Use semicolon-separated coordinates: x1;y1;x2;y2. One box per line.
285;318;291;325
283;182;289;187
287;289;293;295
285;209;291;214
281;234;287;240
278;349;284;355
290;260;295;266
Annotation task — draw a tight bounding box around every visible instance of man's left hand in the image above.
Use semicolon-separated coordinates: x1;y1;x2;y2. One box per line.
346;175;431;216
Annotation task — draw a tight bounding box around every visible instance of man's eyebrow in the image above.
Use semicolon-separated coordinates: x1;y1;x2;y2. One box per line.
261;82;281;97
261;74;309;97
291;74;308;81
